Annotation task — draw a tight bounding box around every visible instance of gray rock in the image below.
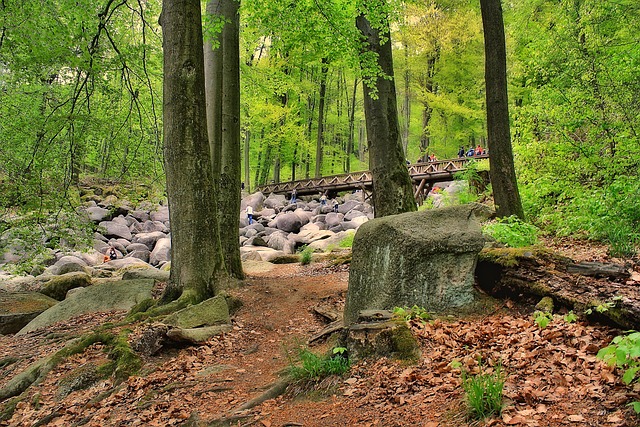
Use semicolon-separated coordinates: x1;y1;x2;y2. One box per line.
98;220;132;240
150;206;170;223
125;249;150;263
149;237;171;266
0;292;58;334
265;231;295;254
275;212;303;233
130;210;150;222
263;194;287;210
325;212;344;228
44;255;88;276
122;267;169;282
344;204;487;324
18;279;155;334
133;231;167;251
86;206;111;222
142;220;169;233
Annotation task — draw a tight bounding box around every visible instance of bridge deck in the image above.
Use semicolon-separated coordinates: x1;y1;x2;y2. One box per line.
255;155;489;199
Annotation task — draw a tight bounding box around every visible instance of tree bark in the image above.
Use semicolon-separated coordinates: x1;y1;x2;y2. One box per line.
204;0;222;180
219;0;243;278
356;3;416;218
315;58;329;178
161;0;224;303
480;0;524;219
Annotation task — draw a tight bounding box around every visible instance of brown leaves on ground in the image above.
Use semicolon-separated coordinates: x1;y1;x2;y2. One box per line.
1;247;640;426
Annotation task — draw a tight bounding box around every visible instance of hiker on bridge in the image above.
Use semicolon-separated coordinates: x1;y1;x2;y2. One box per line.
458;146;465;158
466;146;475;157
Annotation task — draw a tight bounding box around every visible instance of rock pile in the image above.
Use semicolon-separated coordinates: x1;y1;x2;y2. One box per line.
0;189;373;333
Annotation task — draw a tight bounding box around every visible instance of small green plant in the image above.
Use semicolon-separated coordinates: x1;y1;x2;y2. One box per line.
533;311;552;329
393;305;432;323
287;346;350;381
298;245;314;265
585;296;621;315
338;234;354;248
458;362;505;420
563;311;578;323
597;331;640;413
482;215;540;248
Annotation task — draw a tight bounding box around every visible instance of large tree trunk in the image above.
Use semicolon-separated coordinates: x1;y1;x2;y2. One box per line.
315;58;328;178
480;0;524;219
160;0;224;303
219;0;243;278
356;3;416;218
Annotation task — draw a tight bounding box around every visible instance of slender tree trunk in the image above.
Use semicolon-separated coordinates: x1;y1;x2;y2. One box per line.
315;58;329;178
356;4;416;217
160;0;224;303
244;129;250;192
219;0;243;278
346;78;358;173
402;40;410;156
480;0;524;219
204;0;223;179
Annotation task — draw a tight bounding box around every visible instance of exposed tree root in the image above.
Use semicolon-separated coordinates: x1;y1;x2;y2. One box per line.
0;330;140;420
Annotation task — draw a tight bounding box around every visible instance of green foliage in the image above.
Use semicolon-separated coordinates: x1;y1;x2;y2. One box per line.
286;346;350;381
564;311;578;324
483;216;540;248
533;311;552;329
338;234;355;248
585;296;622;315
0;212;93;274
598;331;640;413
457;362;505;420
393;305;432;323
298;245;314;265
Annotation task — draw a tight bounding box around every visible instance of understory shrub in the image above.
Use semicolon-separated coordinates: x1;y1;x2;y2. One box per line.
598;332;640;413
298;245;313;265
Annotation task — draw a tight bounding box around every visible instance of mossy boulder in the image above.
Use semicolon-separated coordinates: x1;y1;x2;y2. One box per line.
39;272;93;301
0;292;58;334
163;294;230;329
19;279;154;335
344;204;487;324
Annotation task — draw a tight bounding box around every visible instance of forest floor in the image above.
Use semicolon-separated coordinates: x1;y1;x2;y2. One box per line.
1;238;640;427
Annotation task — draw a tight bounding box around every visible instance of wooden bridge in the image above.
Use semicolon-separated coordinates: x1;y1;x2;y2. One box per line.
255;155;489;203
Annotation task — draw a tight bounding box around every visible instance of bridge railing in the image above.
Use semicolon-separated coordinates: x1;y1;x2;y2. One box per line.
255;155;489;196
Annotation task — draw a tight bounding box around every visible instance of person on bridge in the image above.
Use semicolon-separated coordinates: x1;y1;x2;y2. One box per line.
428;153;438;162
246;205;253;225
466;146;475;157
458;146;465;158
475;145;483;156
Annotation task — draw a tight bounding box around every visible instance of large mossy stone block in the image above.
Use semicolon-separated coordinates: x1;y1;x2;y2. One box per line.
18;279;154;335
163;294;230;329
344;204;487;324
40;272;93;301
0;292;58;334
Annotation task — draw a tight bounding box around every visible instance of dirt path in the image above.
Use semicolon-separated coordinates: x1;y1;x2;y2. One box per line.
1;258;639;426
